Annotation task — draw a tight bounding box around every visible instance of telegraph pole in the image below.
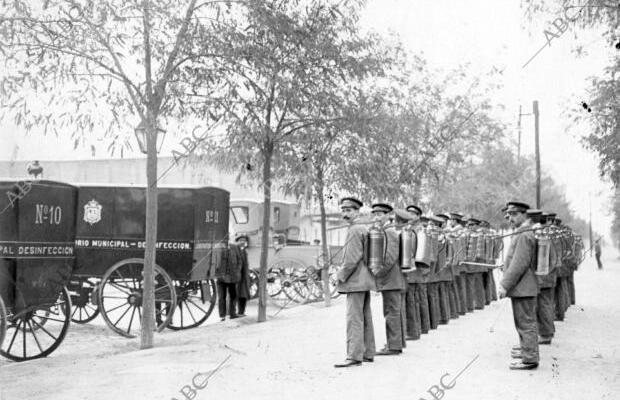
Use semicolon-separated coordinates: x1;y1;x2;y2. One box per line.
533;100;541;209
589;191;593;256
517;105;522;160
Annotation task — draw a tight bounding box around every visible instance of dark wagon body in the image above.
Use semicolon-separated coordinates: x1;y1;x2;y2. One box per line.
0;179;77;361
73;185;229;280
69;184;230;336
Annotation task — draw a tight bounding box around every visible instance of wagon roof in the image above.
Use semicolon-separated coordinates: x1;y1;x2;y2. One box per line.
0;178;77;188
71;182;229;192
230;198;298;205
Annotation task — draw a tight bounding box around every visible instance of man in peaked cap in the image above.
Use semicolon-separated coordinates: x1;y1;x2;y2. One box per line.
500;201;540;370
534;211;558;346
371;203;407;356
334;197;376;368
399;209;428;341
406;204;423;217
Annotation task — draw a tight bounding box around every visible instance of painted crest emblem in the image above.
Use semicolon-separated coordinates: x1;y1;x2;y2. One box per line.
83;199;102;225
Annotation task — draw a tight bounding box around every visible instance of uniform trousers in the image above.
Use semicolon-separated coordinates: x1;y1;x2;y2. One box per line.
483;270;497;304
345;291;375;361
537;287;555;338
405;283;421;339
474;273;486;310
216;281;237;318
427;282;441;329
447;280;459;319
465;274;476;312
381;290;406;351
438;282;451;324
554;277;569;321
417;283;431;334
568;272;576;305
455;275;467;315
511;296;540;364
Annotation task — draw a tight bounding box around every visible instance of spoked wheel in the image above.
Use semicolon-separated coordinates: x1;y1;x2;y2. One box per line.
68;278;100;324
248;270;259;299
98;258;177;338
266;268;284;298
0;296;6;349
167;280;216;330
271;259;311;304
0;287;72;362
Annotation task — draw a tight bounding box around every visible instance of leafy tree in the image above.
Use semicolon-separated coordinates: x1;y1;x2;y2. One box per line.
523;0;619;246
191;0;383;321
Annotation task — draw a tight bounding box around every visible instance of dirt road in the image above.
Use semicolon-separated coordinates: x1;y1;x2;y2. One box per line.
1;249;619;400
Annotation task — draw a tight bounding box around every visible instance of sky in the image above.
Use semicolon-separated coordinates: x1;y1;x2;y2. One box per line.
0;0;615;237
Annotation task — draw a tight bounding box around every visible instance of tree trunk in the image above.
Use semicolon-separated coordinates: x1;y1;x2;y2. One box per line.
141;113;158;349
316;165;331;307
257;143;273;322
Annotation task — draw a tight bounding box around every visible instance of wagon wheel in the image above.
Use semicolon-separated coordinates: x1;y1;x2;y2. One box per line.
167;280;216;330
266;268;284;298
98;258;177;338
248;269;259;299
68;278;100;324
271;259;311;304
0;287;71;362
0;296;6;348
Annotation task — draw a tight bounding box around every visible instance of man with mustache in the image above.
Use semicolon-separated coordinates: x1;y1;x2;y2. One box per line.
334;197;376;368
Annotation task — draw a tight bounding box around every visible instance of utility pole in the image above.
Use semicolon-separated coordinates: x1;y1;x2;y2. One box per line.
533;100;541;209
589;191;593;257
517;105;522;160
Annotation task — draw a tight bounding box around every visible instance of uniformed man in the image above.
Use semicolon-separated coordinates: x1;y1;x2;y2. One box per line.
403;205;427;339
553;217;572;321
499;201;540;370
534;211;557;345
371;203;407;356
334;197;376;368
447;212;467;315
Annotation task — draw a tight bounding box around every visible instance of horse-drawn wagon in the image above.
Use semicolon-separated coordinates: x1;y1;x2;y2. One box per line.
0;179;76;361
69;184;229;337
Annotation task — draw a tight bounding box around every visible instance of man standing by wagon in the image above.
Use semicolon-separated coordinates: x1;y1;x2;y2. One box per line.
233;235;250;317
334;197;376;368
216;241;242;321
499;201;540;370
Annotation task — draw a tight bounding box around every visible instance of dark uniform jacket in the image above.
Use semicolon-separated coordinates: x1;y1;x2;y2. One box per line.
501;221;539;297
337;219;377;293
231;244;250;298
216;245;242;283
374;227;407;291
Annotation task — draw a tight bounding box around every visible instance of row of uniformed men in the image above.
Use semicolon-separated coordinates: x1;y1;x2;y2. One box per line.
500;202;580;370
333;197;500;368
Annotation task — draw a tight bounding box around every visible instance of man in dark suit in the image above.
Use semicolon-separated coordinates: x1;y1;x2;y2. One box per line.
334;197;377;368
499;201;540;370
232;235;250;317
215;242;242;321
